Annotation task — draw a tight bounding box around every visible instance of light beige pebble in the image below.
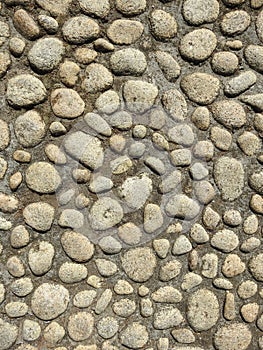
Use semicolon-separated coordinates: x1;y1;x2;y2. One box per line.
210;126;232;151
240;303;259;322
51;88;85;119
45;144;67;164
191;106;210;130
250;194;263;214
44;321;65;345
222;254;245;277
9;172;23;191
238;280;258;299
0;193;19;213
94;38;114;52
75;47;97;64
22;319;41;342
223;292;235;320
5;301;28;318
237;131;261;156
243;214;258;234
59;61;80;87
150;10;177;40
28;241;55;276
114;280;133;295
9;37;25;57
68;312;94;341
0;157;7;179
214;323;252;350
107;19;144;45
73;290;96;308
221;10;251;36
82;63;113;93
7;256;25;277
10;225;30;248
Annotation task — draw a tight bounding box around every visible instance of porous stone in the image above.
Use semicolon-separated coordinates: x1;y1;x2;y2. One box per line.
180;29;217;62
51;88;85;119
245;45;263;73
89;197;123;230
36;0;72;16
118;222;142;245
212;51;239;75
120;323;148;349
153;306;183;329
165;194;200;220
59;61;80;87
211;229;239;252
82;63;113;93
23;320;41;342
159;259;182;282
95;90;120;114
222;254;246;277
15;111;45;148
84;113;112;137
23;202;54;232
107;19;144;45
213;157;244;201
182;0;219;25
171;329;195;344
0;319;18;350
113;298;136;317
31;283;69;321
181;73;220;105
122;248;156;282
214;323;252;350
152;286;182;303
38;14;58;33
13;9;40;40
28;241;55;276
28;38;64;72
62;16;100;44
155;51;181;82
187;289;219;331
73;290;96;308
7;74;46;108
110;48;147;76
249;253;263;281
123;80;158;113
75;48;97;64
5;302;28;318
221;10;251;36
59;262;88;283
95;259;117;277
211;100;246;128
26;162;61;194
78;0;110;18
10;225;30;248
68;312;94;341
43;321;65;345
224;71;257;97
0;51;11;78
210;126;232;151
202;253;218;278
116;0;146;15
144;204;163;233
162;89;187;121
149;10;177;40
10;278;33;297
237;131;261;156
9;37;25;56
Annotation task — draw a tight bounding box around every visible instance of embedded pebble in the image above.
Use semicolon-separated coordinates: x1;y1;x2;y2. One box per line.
210;126;232;151
26;162;61;194
155;51;181;82
83;63;113;93
84;113;112;137
23;202;55;232
0;319;18;350
222;254;246;277
95;90;120;114
107;19;144;45
212;51;239;75
180;29;217;62
245;45;263;73
159;259;182;282
15;111;45;148
162;89;187;121
23;320;41;342
113;298;136;317
221;10;251;36
214;323;252;350
79;0;110;18
165;194;200;220
89;197;123;230
28;241;54;276
249;253;263;281
116;0;146;15
120;323;148;349
150;10;177;40
211;100;246;129
224;71;257;97
59;262;88;283
58;209;84;229
211;229;239;253
182;0;219;25
110;48;147;76
202;253;218;278
68;312;94;341
153;306;183;329
38;15;58;34
51;88;85;119
237;131;261;156
97;316;118;339
62;16;100;44
43;321;65;345
13;9;40;40
59;61;80;87
73;290;97;308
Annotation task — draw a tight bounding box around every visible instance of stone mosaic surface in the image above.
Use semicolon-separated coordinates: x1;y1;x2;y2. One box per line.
0;0;263;349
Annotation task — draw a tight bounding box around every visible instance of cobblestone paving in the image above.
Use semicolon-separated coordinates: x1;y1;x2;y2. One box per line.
0;0;263;349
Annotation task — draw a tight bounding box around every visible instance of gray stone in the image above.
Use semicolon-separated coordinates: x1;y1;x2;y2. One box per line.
180;29;217;62
107;19;144;45
43;321;65;345
224;71;257;97
84;113;111;137
245;45;263;73
0;51;11;78
202;253;218;278
23;202;54;232
144;204;163;233
212;51;239;75
7;74;46;108
38;15;58;33
153;306;183;329
0;318;18;350
155;51;181;82
181;73;220;105
78;0;110;18
95;289;112;314
166;194;200;220
187;289;219;331
95;259;117;277
120;323;148;349
116;0;146;15
162;89;187;121
36;0;72;16
23;320;41;342
171;328;195;344
62;16;99;44
5;302;28;318
111;48;147;76
59;262;88;283
214;157;244;201
31;283;69;321
181;272;202;291
10;278;33;297
168;124;195;146
221;10;251;36
15;111;45;148
83;63;113;94
95;90;120;114
152;286;182;303
28;38;64;72
122;247;156;282
58;209;84;229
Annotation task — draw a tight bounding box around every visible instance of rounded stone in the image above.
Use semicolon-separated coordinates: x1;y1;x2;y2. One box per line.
25;162;61;194
162;89;187;121
78;0;110;18
244;45;263;73
210;126;232;151
181;73;220;105
23;320;41;342
23;202;55;232
6;74;46;108
61;231;94;262
97;316;119;339
38;14;58;34
107;19;144;45
31;283;69;321
73;290;96;308
0;318;18;350
211;229;239;252
28;38;64;72
113;298;136;317
149;10;177;40
95;90;120;114
110;48;147;76
120;323;148;349
62;16;100;44
187;288;219;331
221;10;251;36
10;278;33;297
223;210;242;226
5;302;28;318
182;0;219;25
59;262;88;283
0;120;9;151
121;247;156;282
212;51;239;75
67;312;94;341
214;323;252;350
98;236;122;254
82;63;113;93
51;88;85;119
28;241;54;276
238;131;261;156
89;197;123;230
43;321;65;345
155;51;181;82
116;0;146;15
165;194;200;220
249;253;263;281
211;100;246;129
180;29;217;62
14;111;45;148
123;80;158;113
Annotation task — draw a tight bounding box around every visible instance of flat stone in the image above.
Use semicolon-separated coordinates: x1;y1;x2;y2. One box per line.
7;74;46;108
68;312;94;341
95;289;112;314
244;45;263;73
150;10;177;40
168;124;195;146
110;48;147;76
78;0;110;18
153;306;183;329
0;193;18;213
172;235;192;255
15;111;46;148
118;222;142;245
89;175;113;193
59;262;88;283
31;283;69;321
159;259;182;282
214;323;252;350
28;241;55;276
84;113;111;136
213;157;244;201
162;89;187;121
121;247;156;282
211;100;246;128
180;29;217;62
165;194;200;220
97;316;118;339
5;301;28;318
184;0;219;24
10;277;33;297
113;298;136;317
73;290;96;308
0;120;9;151
28;38;64;72
240;93;263;112
62;16;99;44
156;51;181;82
64;131;104;170
43;321;65;345
23;202;54;232
82;63;113;93
187;289;219;331
38;14;58;34
116;0;146;15
190;223;209;244
171;329;195;344
107;19;144;45
51;88;85;119
123;80;158;113
210;126;232;151
89;197;123;230
59;60;80;87
95;90;120;114
221;10;251;35
114;280;133;295
120;323;148;349
224;71;257;97
222;254;245;277
191;106;210;130
58;209;84;229
23;320;41;342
